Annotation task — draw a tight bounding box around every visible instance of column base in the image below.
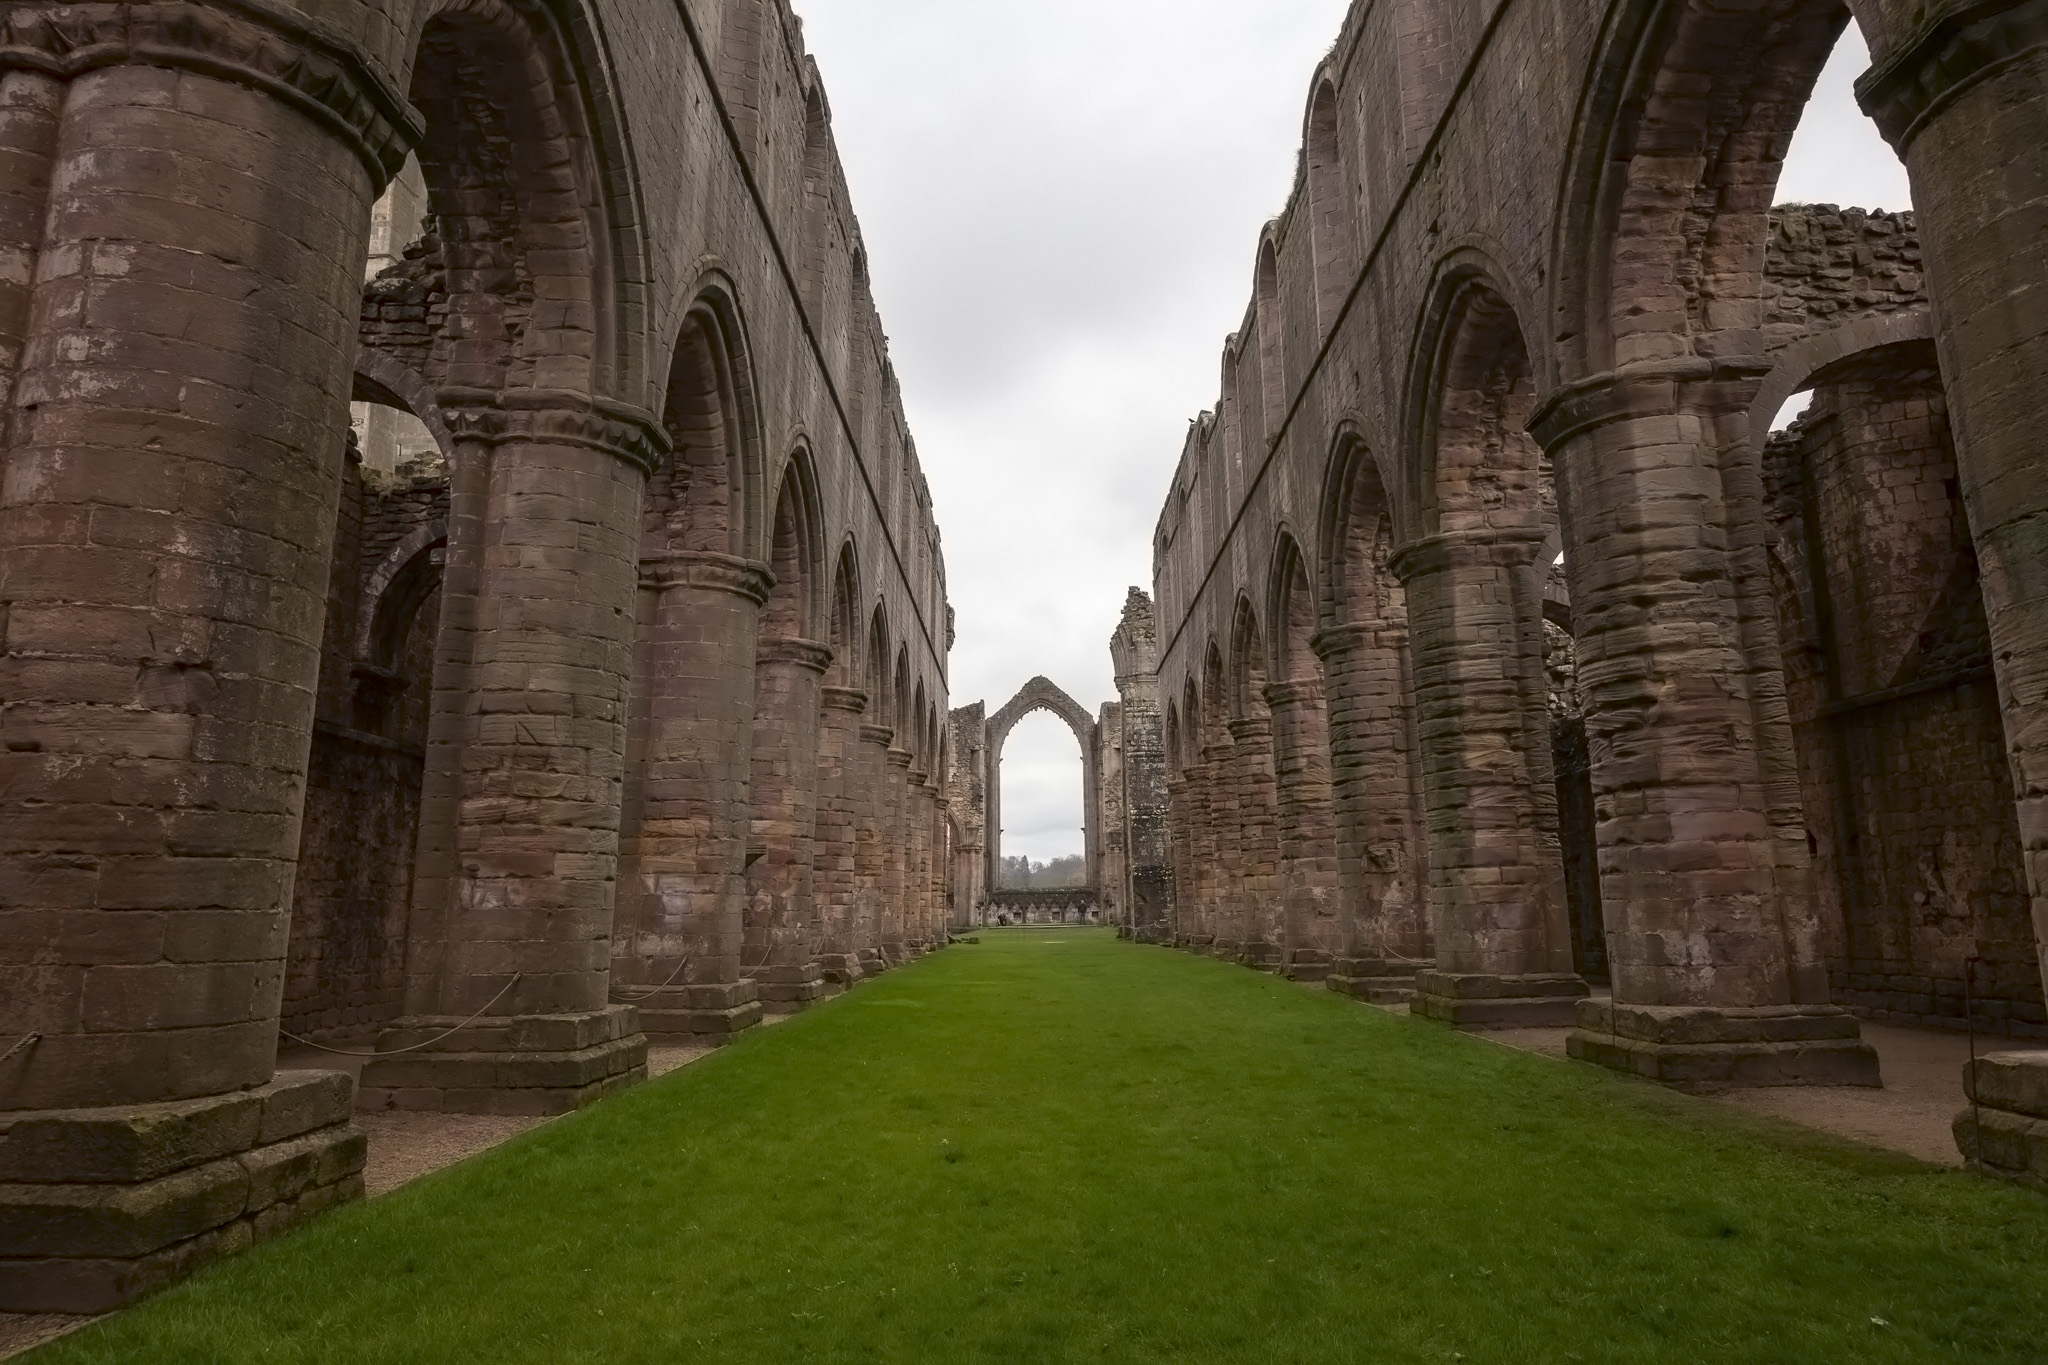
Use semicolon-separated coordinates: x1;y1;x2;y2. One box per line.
1412;972;1589;1028
817;954;866;987
747;962;828;1008
1567;1001;1881;1090
630;984;763;1043
0;1072;365;1312
1286;949;1332;984
857;947;888;975
1328;957;1432;1005
1176;934;1213;954
1955;1052;2048;1186
358;1005;648;1115
1239;941;1286;972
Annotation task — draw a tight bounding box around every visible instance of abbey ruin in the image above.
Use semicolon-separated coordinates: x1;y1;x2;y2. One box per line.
3;0;2048;1321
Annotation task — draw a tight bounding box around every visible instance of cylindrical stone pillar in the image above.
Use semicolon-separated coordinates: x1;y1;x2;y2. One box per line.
744;637;831;1008
1314;620;1433;1002
0;17;416;1307
1529;368;1876;1084
1391;529;1587;1026
1265;680;1343;977
1860;6;2048;1150
1165;775;1194;945
365;399;661;1108
1228;719;1286;971
1201;741;1243;956
855;722;893;973
0;70;59;408
814;687;868;985
881;746;914;963
604;551;771;1043
0;61;379;1110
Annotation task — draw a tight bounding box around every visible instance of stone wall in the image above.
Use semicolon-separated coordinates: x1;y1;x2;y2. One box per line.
1134;0;2048;1118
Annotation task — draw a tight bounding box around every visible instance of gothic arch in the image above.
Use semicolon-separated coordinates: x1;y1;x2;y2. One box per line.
400;0;650;401
1304;75;1352;337
985;678;1103;899
1548;0;1877;383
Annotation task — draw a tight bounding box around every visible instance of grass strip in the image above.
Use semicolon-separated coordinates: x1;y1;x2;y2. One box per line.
34;929;2048;1363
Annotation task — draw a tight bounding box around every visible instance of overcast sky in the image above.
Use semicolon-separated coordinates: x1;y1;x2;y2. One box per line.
793;3;1913;863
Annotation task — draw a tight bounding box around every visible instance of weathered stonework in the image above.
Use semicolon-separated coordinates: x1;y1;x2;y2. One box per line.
1135;0;2048;1129
0;0;952;1306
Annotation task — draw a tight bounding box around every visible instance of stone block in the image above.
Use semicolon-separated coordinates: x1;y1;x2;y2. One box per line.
1964;1051;2048;1121
0;1089;262;1184
1567;1003;1882;1089
0;1158;248;1260
257;1071;354;1144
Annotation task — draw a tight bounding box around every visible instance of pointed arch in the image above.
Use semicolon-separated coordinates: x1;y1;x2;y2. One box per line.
402;0;650;399
1549;0;1859;381
761;446;826;643
867;604;892;718
1268;531;1319;683
1319;424;1400;629
1254;230;1286;442
827;541;863;689
648;279;765;560
1304;76;1352;337
1230;595;1271;721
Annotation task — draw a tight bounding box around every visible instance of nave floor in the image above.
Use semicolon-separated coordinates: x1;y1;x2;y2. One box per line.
17;932;2048;1364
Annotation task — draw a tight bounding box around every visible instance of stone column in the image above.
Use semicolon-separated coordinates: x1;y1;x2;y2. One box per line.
881;744;914;964
813;687;868;986
1857;2;2048;1164
743;638;832;1008
903;763;931;955
598;552;770;1045
933;795;954;940
0;10;416;1307
1530;369;1876;1084
1207;740;1250;957
1266;680;1343;977
1165;775;1195;946
855;722;894;974
1186;753;1224;951
1228;719;1287;971
364;396;662;1109
1315;620;1433;1003
1392;530;1588;1026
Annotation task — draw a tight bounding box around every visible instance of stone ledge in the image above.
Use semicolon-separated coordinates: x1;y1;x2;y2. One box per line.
1963;1050;2048;1120
1567;1030;1882;1090
358;1032;647;1116
1577;999;1865;1045
0;1112;364;1314
637;1001;764;1042
0;1072;352;1185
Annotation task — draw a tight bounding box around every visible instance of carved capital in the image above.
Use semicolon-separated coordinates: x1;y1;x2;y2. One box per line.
1526;357;1772;451
438;387;670;474
1387;528;1550;585
822;687;869;715
1262;678;1323;710
758;637;834;674
1228;717;1273;746
1311;619;1406;661
859;723;896;748
0;1;421;183
1858;0;2048;150
639;551;775;603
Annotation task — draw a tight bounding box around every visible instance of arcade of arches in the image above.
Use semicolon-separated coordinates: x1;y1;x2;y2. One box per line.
2;0;2048;1317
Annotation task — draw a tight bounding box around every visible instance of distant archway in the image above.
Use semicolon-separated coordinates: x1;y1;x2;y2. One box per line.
985;678;1101;903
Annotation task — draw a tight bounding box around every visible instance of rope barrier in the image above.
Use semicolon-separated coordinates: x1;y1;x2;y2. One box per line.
0;1032;39;1065
278;974;523;1059
609;955;693;1005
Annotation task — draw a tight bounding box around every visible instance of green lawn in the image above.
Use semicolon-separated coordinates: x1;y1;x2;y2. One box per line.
37;930;2048;1363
